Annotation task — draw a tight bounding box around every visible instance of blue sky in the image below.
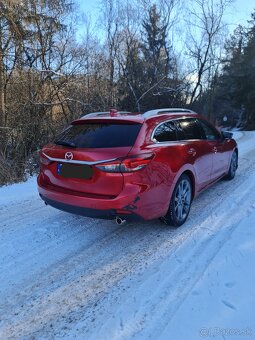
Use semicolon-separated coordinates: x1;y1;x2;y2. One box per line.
227;0;255;27
76;0;255;38
76;0;98;16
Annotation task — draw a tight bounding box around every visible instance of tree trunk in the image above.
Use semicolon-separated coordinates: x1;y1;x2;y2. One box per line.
0;31;5;128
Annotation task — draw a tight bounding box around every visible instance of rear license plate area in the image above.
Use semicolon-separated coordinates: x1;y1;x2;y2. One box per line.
57;163;93;179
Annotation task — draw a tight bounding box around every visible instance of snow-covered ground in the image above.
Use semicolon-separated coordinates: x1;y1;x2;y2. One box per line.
0;132;255;339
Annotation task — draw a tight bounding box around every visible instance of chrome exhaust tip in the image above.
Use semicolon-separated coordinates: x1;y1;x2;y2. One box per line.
115;216;126;225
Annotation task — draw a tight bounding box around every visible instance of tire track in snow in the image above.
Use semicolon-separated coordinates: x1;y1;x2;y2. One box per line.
0;132;255;339
56;151;255;339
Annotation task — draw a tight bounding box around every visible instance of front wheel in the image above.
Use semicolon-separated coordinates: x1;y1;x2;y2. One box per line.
162;174;192;227
224;150;238;180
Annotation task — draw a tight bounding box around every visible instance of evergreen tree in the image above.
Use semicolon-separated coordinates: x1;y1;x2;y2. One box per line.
213;12;255;128
140;4;182;109
142;4;170;85
243;12;255;126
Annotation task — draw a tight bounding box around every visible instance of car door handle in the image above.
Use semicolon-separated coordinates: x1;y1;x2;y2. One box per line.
188;148;196;156
212;147;217;153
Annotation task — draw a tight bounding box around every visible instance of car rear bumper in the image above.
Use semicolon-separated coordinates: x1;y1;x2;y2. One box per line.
40;194;143;220
37;173;144;220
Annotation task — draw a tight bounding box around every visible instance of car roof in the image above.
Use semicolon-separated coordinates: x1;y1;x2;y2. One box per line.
73;108;199;125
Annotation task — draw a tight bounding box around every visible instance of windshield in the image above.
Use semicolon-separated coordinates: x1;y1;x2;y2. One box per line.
55;123;142;148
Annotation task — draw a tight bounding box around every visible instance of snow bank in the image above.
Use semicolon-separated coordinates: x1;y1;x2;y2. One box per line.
0;176;37;205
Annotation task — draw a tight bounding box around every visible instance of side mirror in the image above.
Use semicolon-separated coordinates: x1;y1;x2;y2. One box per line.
221;131;233;140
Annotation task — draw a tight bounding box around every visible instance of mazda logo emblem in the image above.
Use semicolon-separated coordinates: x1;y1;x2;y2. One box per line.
65;152;73;161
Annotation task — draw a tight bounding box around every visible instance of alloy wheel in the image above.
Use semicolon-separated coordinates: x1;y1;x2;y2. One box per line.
230;152;237;177
174;178;192;223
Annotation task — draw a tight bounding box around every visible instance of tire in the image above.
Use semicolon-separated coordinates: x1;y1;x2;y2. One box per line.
224;150;238;180
161;174;192;227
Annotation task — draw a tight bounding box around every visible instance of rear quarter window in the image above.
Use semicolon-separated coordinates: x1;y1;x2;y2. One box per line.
55;123;142;148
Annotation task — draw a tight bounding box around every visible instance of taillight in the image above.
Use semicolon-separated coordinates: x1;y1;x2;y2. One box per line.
96;153;154;173
39;151;52;166
95;160;121;173
120;153;154;172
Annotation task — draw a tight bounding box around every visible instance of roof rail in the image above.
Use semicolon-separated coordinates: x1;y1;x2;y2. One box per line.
143;108;197;118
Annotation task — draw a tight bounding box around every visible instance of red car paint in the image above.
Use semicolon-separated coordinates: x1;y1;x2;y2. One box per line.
37;110;237;221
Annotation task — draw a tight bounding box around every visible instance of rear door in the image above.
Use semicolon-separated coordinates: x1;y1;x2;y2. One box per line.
175;118;213;190
42;121;142;197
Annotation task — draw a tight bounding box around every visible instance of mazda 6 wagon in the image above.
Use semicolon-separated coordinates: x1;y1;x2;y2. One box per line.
37;108;238;226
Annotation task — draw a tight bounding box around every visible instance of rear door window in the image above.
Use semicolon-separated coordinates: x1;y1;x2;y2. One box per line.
55;123;142;148
153;121;177;142
176;118;205;140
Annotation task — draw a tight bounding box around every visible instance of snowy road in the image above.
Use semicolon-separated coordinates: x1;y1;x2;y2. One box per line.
0;132;255;339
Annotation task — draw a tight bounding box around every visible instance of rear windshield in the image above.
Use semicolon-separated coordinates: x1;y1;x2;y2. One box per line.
55;123;142;148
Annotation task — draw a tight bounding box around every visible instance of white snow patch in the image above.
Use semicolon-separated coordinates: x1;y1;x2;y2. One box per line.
0;176;37;205
161;199;255;339
0;131;255;339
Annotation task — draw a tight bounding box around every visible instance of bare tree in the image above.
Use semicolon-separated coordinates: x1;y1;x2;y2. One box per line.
186;0;231;105
0;0;28;127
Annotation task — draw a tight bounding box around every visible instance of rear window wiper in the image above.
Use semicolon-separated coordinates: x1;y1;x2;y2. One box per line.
55;140;76;148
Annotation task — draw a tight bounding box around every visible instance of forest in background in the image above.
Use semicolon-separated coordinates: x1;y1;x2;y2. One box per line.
0;0;255;185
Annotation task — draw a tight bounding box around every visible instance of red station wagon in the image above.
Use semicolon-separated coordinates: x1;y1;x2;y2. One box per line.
37;108;238;226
